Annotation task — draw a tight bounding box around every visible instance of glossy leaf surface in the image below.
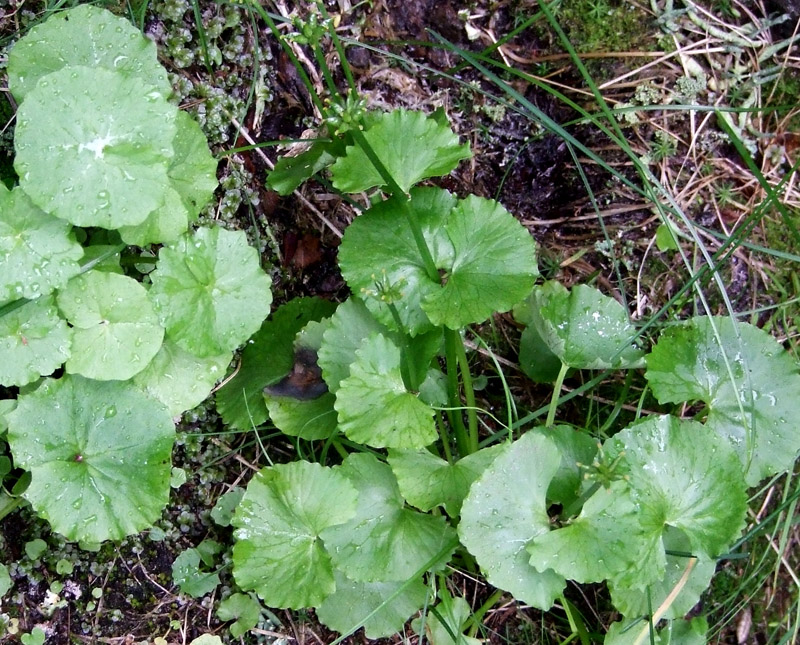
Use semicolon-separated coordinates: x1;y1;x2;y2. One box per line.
231;461;357;608
388;445;503;517
334;333;435;449
528;416;747;589
531;281;644;369
15;66;176;228
0;184;83;301
321;454;457;582
57;271;164;380
317;569;428;639
7;4;172;101
7;375;174;542
339;188;537;334
0;296;70;387
150;227;272;357
330;109;470;193
459;432;566;609
646;316;800;485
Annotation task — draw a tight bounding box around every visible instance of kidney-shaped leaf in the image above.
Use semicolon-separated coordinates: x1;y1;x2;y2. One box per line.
321;453;457;583
459;432;566;609
0;184;83;302
57;271;164;381
339;188;537;334
0;296;71;387
7;374;175;542
330;109;470;194
527;415;747;591
15;66;176;229
7;4;172;101
231;461;358;609
532;281;644;369
149;226;272;357
646;316;800;486
607;415;747;558
334;333;435;449
388;445;504;517
317;569;428;640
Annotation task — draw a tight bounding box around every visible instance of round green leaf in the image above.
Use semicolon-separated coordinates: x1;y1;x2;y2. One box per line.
217;593;262;638
0;296;71;387
172;548;220;598
608;415;747;559
459;432;566;610
149;227;273;357
339;188;537;334
317;569;428;640
57;271;164;381
388;444;504;517
335;333;436;450
646;316;800;486
7;374;175;542
231;461;358;609
15;66;176;228
330;109;471;194
532;281;645;369
340;189;456;335
527;416;747;591
321;453;457;582
132;340;231;416
0;184;83;301
7;4;172;102
422;194;538;329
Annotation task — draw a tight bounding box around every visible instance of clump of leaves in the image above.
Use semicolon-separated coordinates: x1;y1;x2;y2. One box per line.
0;5;271;544
212;55;800;642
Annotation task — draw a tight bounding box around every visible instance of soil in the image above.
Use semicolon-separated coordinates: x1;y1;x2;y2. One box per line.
0;0;798;643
